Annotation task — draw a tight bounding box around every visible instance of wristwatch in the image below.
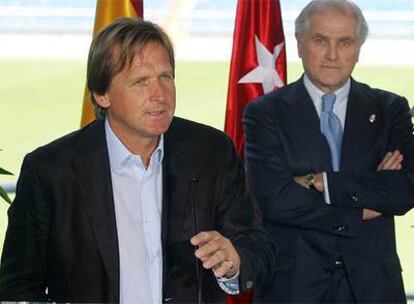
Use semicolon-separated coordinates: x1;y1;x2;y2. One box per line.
304;173;316;190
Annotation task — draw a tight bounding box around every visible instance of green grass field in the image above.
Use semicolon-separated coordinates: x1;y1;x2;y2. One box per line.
1;59;413;293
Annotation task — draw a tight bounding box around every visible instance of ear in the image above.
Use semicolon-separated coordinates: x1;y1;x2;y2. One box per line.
93;92;110;109
295;33;303;58
355;46;362;62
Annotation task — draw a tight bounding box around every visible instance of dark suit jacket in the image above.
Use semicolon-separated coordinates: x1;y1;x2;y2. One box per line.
0;117;275;303
244;77;414;303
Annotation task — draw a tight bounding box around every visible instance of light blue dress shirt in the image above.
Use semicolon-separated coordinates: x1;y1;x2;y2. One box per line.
105;119;239;303
106;119;163;304
303;75;351;204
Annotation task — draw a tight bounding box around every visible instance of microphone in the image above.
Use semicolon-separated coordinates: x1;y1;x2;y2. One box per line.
191;177;203;304
191;177;199;235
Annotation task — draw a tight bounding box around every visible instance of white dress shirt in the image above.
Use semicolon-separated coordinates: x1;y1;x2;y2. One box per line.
303;74;350;130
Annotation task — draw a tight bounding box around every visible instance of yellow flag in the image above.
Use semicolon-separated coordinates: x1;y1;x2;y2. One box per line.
80;0;143;127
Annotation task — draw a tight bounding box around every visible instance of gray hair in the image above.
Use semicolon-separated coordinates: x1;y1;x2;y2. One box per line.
87;17;175;120
295;0;368;45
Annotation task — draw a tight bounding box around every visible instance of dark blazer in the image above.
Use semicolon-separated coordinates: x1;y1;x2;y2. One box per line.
244;77;414;303
0;117;275;303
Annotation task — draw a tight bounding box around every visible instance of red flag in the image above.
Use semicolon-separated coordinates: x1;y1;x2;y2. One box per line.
80;0;144;127
225;1;286;303
225;0;287;158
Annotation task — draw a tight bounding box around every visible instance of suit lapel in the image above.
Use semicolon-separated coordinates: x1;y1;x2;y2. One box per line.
283;79;333;171
71;121;119;300
161;118;193;246
161;119;194;301
340;79;378;170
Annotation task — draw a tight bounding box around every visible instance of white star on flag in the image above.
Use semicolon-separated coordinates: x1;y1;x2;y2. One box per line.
238;35;285;94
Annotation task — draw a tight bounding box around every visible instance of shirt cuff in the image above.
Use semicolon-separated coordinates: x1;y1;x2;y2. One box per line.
217;271;240;295
322;172;332;205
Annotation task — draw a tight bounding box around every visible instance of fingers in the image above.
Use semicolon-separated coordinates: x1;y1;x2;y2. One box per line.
190;231;240;278
196;241;223;265
293;176;306;188
192;231;229;265
191;231;221;261
212;258;235;278
313;173;324;192
386;150;403;169
293;173;324;192
207;250;226;269
377;150;403;171
363;208;382;220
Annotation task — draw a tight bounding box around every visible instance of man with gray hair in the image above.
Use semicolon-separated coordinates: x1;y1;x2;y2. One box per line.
244;0;414;302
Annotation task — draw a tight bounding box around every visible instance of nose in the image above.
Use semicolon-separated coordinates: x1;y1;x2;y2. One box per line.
150;79;167;102
325;43;338;61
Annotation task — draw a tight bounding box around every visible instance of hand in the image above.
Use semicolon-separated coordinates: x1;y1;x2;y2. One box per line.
293;173;324;192
365;150;404;221
363;208;382;220
191;231;240;279
293;176;307;188
377;150;403;171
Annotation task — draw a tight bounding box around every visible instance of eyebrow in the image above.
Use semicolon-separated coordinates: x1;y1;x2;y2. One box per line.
310;33;327;39
126;75;146;86
338;36;356;42
311;33;356;41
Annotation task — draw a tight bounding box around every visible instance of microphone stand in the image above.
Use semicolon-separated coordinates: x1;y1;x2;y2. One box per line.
191;177;203;304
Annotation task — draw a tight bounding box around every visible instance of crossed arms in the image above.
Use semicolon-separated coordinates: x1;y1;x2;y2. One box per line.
294;150;404;220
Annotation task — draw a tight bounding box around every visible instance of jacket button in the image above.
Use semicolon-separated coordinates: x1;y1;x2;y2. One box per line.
246;281;254;289
332;224;348;232
349;192;359;203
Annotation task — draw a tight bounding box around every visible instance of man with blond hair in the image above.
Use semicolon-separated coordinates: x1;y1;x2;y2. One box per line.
0;18;275;303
